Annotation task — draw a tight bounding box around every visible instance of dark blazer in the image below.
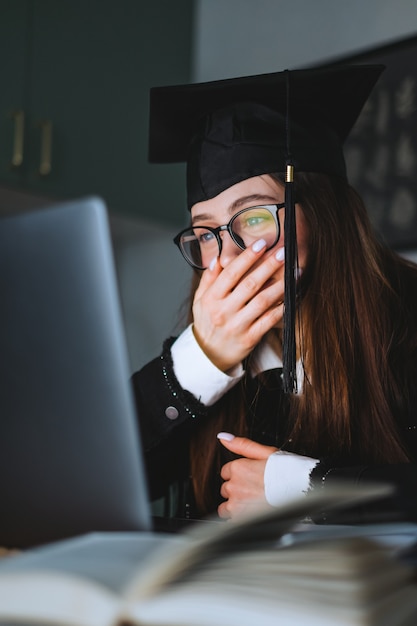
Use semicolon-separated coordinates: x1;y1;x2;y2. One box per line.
132;336;417;523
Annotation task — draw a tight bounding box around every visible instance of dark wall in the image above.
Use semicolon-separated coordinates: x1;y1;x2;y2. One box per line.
329;35;417;251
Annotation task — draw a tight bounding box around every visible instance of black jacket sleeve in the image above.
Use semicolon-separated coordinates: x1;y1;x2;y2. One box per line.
131;338;208;500
310;461;417;523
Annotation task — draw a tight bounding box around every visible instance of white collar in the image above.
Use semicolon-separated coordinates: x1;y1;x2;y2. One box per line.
250;338;304;392
250;338;283;377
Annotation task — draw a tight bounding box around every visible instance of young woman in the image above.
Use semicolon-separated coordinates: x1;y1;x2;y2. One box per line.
132;65;417;522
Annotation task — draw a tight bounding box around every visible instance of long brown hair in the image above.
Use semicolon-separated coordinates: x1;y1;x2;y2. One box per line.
188;172;417;515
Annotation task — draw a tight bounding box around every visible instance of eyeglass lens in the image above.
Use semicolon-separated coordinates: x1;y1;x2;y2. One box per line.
179;206;279;269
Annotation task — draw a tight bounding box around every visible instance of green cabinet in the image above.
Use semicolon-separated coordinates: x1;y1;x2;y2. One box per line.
0;1;28;188
0;0;193;226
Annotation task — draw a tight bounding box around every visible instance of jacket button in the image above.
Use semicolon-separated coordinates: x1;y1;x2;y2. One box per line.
165;406;179;420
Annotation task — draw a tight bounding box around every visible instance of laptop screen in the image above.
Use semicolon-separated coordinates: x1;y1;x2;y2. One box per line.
0;197;152;548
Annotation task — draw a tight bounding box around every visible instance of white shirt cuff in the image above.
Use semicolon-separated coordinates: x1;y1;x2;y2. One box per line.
264;451;319;507
171;325;244;406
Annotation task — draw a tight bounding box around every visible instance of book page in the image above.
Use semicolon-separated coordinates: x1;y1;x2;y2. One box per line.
0;572;119;626
124;482;393;601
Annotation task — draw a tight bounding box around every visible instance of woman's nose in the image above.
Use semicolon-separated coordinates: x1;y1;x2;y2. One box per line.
219;231;242;268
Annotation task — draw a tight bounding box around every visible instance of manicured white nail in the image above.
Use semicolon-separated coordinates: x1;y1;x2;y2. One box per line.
275;247;285;261
252;238;267;252
209;256;218;271
217;432;235;441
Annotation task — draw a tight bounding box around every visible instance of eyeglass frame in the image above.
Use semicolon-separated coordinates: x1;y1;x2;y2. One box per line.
173;203;286;270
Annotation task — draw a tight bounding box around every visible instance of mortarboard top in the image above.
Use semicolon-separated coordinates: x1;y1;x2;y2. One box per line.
149;64;384;209
149;64;384;162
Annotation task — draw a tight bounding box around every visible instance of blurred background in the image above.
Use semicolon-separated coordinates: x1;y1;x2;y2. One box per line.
1;0;416;372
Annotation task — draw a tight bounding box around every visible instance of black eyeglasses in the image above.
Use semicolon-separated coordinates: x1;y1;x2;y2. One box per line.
173;203;285;270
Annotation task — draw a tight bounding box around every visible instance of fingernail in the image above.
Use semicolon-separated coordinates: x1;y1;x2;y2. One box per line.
252;238;267;252
209;256;217;271
217;432;235;441
275;247;285;261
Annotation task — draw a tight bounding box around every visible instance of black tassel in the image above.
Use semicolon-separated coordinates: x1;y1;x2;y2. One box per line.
282;70;298;394
282;163;297;394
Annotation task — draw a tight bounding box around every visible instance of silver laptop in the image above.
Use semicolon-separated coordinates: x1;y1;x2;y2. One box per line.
0;197;152;548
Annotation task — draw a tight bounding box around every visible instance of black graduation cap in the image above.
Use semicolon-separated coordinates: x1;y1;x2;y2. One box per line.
149;64;384;393
149;64;384;209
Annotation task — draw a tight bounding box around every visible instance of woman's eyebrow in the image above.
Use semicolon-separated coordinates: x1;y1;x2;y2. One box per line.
229;194;278;211
192;195;279;225
191;212;213;225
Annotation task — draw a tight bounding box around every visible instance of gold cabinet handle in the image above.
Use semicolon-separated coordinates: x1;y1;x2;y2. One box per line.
11;110;25;168
39;119;53;176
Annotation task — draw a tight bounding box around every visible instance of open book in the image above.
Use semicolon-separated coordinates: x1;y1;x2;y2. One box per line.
0;485;416;626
